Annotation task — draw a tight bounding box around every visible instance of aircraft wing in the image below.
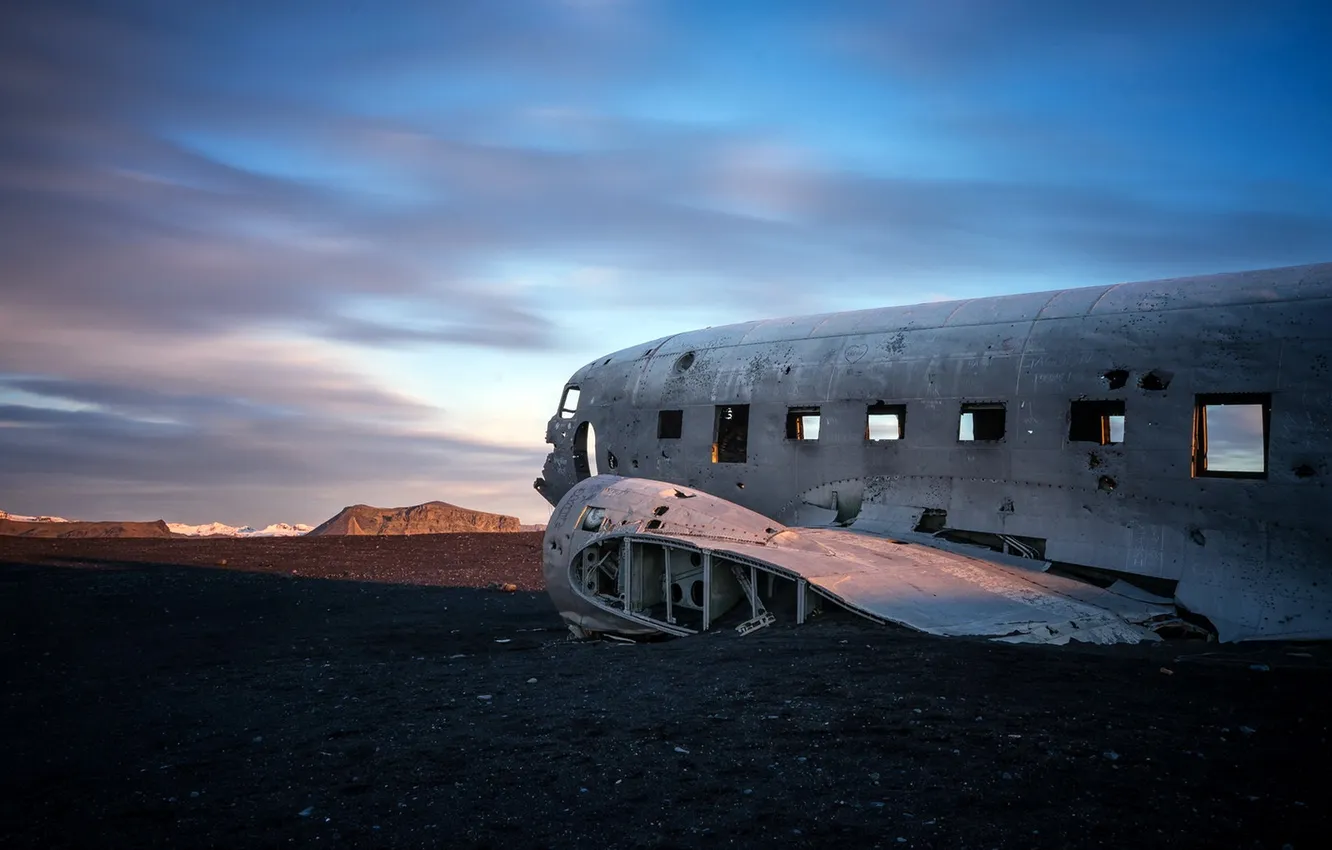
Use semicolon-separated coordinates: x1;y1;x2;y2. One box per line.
709;528;1174;644
544;476;1178;645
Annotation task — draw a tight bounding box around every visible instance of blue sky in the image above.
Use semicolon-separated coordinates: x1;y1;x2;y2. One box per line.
1;0;1329;525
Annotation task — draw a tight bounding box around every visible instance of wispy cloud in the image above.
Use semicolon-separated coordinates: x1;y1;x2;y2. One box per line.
1;0;1329;524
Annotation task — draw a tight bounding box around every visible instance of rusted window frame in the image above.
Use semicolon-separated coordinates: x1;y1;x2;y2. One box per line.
785;406;821;441
1068;399;1126;445
712;404;750;464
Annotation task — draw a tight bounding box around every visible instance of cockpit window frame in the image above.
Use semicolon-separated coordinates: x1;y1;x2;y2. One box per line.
558;385;581;420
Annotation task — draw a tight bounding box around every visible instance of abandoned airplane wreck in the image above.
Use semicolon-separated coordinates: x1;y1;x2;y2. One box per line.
536;262;1332;644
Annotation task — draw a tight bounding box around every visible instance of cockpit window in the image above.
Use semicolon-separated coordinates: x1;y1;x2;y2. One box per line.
558;386;581;419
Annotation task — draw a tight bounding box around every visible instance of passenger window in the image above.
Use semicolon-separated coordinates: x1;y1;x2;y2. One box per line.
1068;400;1125;445
558;386;581;419
658;410;683;439
785;406;821;440
712;404;749;463
866;403;905;440
959;403;1005;441
1193;394;1270;478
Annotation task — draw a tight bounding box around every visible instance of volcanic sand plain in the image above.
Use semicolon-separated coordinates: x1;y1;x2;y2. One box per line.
2;533;1330;849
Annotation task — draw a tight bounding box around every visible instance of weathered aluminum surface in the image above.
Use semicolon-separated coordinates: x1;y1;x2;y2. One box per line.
538;263;1332;641
545;476;1170;644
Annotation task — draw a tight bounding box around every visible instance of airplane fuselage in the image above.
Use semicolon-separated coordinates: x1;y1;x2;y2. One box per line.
537;262;1332;640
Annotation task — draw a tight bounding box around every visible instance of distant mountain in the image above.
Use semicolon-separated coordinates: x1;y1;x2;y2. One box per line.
2;509;311;539
307;501;522;536
167;521;314;538
2;504;525;538
0;510;73;523
0;518;174;539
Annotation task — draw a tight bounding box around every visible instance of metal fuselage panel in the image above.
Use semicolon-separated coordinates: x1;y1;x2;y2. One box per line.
538;263;1332;640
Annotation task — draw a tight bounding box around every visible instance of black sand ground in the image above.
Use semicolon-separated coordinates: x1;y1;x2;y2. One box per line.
2;536;1329;849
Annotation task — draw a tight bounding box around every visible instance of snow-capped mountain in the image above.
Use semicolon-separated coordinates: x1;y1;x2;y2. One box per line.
0;510;73;523
166;522;314;537
4;510;310;537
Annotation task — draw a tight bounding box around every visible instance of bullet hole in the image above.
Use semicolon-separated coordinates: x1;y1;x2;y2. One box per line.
783;365;791;375
1098;475;1117;492
999;497;1015;514
654;506;669;516
1087;452;1103;469
549;540;558;550
674;351;695;372
646;519;662;530
1103;369;1130;389
1188;526;1206;546
1138;370;1173;391
764;527;778;534
661;450;670;459
631;459;639;470
603;358;611;365
1294;463;1317;479
736;482;745;489
606;451;618;470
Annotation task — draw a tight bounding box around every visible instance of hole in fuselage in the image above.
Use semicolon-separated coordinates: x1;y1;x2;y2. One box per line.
1139;370;1172;391
573;421;599;480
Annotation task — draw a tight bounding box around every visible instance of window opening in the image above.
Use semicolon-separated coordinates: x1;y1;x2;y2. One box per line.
866;403;905;440
579;506;607;532
658;409;683;439
959;402;1006;441
1068;399;1126;445
785;406;821;440
712;404;749;464
1193;394;1270;478
573;421;599;479
558;386;580;419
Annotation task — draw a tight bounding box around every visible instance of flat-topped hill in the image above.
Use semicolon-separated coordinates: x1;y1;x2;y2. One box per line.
306;501;522;536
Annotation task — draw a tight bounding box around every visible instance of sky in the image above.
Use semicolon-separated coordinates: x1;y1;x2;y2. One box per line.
1;0;1330;526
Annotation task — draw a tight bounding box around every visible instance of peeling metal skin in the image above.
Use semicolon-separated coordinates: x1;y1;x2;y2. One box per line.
543;477;1177;644
537;263;1332;642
